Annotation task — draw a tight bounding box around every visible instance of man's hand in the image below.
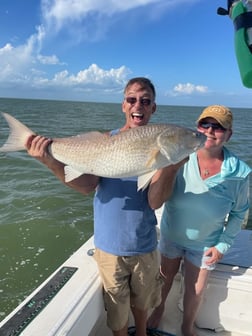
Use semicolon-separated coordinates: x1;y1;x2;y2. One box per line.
26;135;52;164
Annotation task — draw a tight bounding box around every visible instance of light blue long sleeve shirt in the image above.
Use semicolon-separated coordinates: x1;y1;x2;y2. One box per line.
160;147;251;254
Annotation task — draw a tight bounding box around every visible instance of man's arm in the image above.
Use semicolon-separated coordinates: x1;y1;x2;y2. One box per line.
26;135;99;195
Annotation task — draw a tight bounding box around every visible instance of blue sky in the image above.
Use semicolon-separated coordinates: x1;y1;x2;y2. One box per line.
0;0;251;107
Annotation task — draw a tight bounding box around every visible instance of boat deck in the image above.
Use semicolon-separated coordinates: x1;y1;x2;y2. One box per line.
91;274;246;336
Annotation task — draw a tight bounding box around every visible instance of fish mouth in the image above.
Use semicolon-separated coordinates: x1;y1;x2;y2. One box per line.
131;112;144;120
194;143;204;151
194;131;207;150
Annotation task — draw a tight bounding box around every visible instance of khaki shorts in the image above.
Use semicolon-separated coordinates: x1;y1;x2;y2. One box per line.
93;248;163;331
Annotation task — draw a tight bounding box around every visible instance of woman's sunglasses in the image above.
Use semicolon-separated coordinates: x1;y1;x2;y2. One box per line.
198;122;226;132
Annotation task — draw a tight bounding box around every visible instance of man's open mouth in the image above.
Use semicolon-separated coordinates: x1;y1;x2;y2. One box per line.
131;113;144;120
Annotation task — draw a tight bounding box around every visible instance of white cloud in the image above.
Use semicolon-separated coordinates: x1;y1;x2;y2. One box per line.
170;83;209;96
42;0;172;25
40;0;195;41
0;43;13;54
37;54;62;65
47;64;130;89
0;25;48;81
0;43;33;81
14;63;130;97
69;64;129;85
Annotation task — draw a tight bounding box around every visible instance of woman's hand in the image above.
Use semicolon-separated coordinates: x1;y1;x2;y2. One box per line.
204;247;223;265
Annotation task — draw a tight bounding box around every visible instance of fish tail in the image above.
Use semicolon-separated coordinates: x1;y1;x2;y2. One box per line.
0;112;35;152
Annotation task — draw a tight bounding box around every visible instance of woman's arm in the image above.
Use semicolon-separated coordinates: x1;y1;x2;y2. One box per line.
148;158;188;209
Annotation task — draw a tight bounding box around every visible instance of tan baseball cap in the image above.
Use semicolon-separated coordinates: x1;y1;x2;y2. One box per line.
197;105;233;129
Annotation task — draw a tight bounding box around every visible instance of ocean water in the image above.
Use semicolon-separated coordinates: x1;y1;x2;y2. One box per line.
0;98;251;321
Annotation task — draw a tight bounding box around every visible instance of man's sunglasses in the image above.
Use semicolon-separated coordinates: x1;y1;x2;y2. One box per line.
198;122;226;132
125;97;152;106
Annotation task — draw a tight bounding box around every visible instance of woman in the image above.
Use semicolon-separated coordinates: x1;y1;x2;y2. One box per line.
147;105;251;336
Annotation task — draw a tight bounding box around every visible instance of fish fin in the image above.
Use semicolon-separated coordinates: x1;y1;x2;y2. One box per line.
0;112;35;152
64;166;84;182
159;147;172;161
145;149;160;168
54;131;106;143
137;170;157;191
76;132;106;140
157;132;173;161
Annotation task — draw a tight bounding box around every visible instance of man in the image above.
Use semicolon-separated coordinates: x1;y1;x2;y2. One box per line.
26;77;182;336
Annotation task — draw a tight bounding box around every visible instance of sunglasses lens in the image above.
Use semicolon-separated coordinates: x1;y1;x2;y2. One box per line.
126;97;137;104
125;97;151;106
199;122;226;131
141;98;151;106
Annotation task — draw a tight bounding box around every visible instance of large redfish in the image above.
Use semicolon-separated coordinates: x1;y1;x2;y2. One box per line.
0;112;206;190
